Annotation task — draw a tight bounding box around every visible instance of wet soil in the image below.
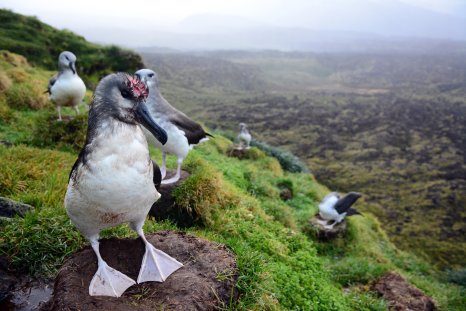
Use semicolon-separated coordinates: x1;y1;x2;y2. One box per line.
47;231;238;311
373;272;437;311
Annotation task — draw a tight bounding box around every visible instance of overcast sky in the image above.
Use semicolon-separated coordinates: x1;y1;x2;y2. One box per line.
2;0;465;48
2;0;465;28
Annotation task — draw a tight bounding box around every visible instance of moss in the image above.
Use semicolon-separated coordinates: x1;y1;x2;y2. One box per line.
32;112;88;152
0;70;12;92
5;82;48;110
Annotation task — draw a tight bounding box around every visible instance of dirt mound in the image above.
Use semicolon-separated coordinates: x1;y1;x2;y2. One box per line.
149;170;195;227
307;214;348;241
373;272;437;311
47;231;238;311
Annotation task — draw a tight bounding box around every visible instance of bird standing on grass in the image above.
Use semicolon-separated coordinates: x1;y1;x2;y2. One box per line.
47;51;86;121
317;192;362;229
237;123;252;149
135;69;211;184
65;73;182;297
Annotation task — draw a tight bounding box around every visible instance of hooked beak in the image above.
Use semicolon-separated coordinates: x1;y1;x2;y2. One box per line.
69;62;76;74
136;101;167;145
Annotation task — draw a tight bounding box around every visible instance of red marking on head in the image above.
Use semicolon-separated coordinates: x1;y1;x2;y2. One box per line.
127;76;148;100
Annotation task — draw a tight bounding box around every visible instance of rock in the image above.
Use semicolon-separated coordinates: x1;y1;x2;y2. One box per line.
0;197;34;218
372;272;437;311
48;231;238;311
307;214;347;241
149;170;195;228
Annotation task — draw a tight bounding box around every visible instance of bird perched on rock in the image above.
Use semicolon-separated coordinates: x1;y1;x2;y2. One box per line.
135;69;211;184
65;73;182;297
47;51;86;121
317;192;362;229
237;123;251;149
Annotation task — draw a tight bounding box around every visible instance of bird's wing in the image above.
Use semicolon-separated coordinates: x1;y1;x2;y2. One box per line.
46;74;58;94
157;96;211;145
335;192;362;214
152;160;162;191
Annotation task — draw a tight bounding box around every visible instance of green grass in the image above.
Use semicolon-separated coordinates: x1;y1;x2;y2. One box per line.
0;49;465;309
0;9;144;88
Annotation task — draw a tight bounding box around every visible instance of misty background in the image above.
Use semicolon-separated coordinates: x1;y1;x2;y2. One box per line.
2;0;466;52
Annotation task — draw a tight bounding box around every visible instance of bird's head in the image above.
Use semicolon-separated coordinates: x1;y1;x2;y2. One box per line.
92;73;167;144
239;123;247;130
58;51;77;74
135;69;159;89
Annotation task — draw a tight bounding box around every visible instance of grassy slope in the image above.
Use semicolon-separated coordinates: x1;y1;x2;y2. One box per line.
0;9;144;88
142;51;466;269
0;52;464;310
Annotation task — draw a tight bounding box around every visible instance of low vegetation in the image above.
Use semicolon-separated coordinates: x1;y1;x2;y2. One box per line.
0;51;464;310
0;9;144;88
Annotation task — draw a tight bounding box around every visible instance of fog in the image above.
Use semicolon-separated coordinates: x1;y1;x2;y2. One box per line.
2;0;466;50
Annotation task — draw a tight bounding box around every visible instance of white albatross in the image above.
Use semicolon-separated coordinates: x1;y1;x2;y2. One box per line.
317;192;362;229
47;51;86;121
65;73;182;297
135;69;211;184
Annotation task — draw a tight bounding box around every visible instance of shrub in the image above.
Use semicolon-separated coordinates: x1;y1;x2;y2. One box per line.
251;139;309;173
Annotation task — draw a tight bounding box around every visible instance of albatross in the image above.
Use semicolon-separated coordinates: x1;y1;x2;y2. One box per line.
237;123;252;149
47;51;86;121
135;68;211;184
65;73;182;297
317;192;362;229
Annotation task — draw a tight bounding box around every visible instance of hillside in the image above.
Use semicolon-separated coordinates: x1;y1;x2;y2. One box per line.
0;50;464;310
0;9;143;88
140;50;466;269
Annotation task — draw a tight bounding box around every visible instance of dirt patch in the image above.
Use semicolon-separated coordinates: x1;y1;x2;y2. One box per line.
307;214;348;241
149;170;195;228
372;272;437;311
47;231;238;311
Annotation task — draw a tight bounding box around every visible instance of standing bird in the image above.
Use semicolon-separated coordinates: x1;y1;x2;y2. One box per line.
47;51;86;121
317;192;362;229
65;73;183;297
135;69;211;184
237;123;252;149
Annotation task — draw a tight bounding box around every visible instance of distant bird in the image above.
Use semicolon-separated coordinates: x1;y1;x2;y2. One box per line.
135;69;211;184
47;51;86;121
237;123;251;149
317;192;362;229
65;73;182;297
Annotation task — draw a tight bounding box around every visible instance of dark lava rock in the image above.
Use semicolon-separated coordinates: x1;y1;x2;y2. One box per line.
149;170;195;228
48;231;238;311
307;214;348;241
373;272;437;311
0;197;34;218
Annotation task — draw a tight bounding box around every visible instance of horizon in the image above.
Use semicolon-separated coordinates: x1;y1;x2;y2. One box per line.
2;0;466;50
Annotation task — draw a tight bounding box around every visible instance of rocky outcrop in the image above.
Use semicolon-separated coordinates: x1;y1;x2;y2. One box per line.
0;197;34;218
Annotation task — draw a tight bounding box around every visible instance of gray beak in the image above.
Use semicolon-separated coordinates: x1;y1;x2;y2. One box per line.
69;62;76;74
136;101;167;145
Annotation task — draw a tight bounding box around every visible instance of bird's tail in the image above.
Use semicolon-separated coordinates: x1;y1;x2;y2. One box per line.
346;207;362;216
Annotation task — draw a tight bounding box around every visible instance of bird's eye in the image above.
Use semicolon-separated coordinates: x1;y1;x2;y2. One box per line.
148;74;154;78
121;89;132;99
65;56;70;61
